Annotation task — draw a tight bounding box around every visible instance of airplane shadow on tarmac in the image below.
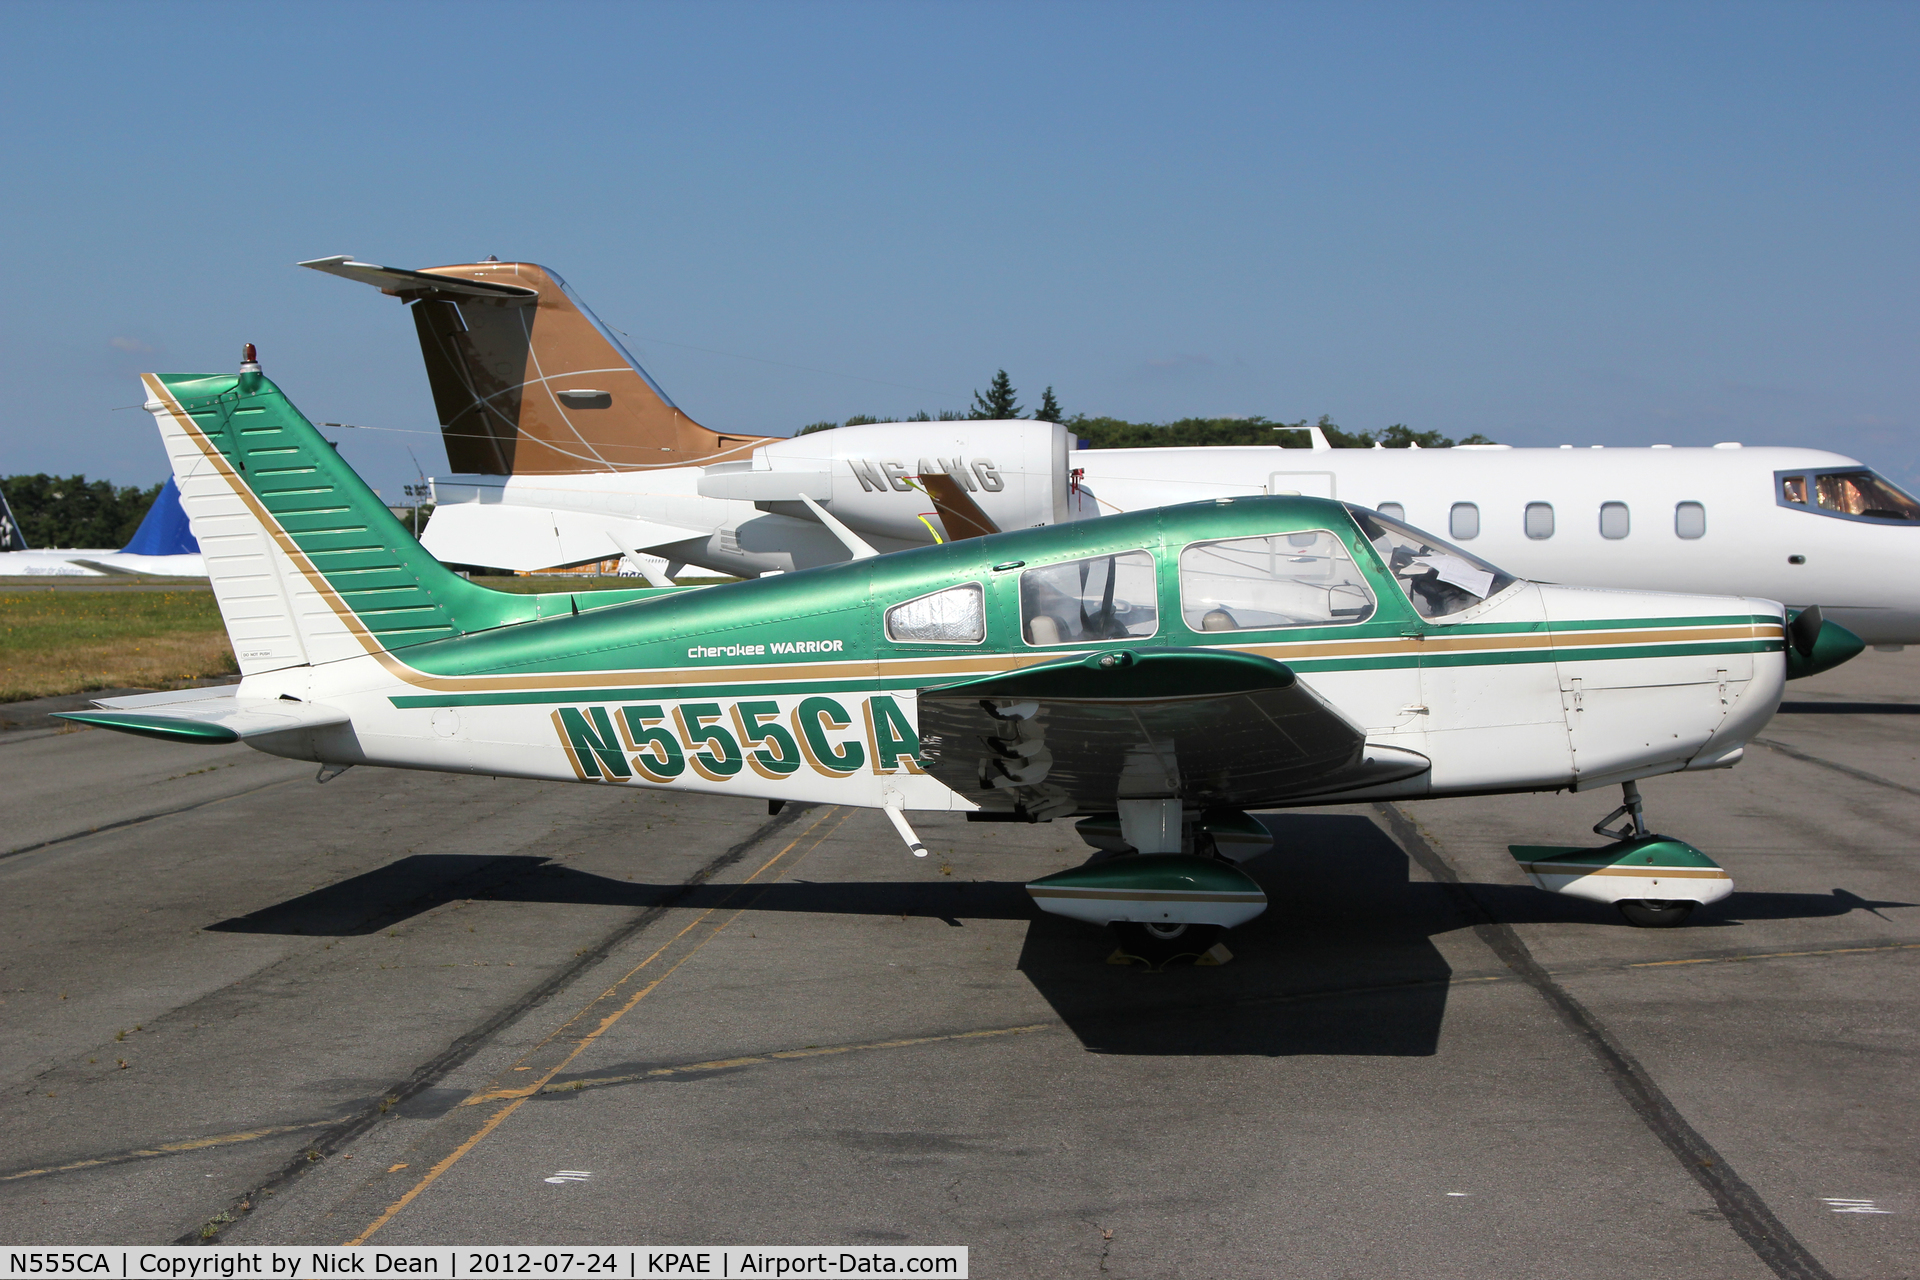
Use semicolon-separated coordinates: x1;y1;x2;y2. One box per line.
207;813;1912;1059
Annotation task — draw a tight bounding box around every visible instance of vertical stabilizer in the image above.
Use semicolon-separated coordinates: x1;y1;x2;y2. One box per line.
300;257;773;475
142;353;536;675
120;476;200;555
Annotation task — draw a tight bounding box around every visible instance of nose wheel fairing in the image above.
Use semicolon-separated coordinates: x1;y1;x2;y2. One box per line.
1509;836;1733;909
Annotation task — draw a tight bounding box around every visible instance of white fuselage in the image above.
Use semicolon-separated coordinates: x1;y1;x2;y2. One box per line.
0;549;206;576
1076;444;1918;644
422;434;1920;643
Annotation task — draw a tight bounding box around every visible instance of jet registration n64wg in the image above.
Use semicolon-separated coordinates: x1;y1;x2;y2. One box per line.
60;352;1863;966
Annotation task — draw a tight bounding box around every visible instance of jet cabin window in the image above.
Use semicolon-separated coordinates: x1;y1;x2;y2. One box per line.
1675;501;1706;539
1778;469;1920;523
1524;502;1555;539
1179;531;1376;632
1021;551;1157;645
885;583;985;644
1354;509;1517;620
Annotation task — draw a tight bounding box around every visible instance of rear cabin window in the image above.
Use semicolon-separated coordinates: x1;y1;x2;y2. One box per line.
1524;503;1555;539
1179;531;1375;632
1020;551;1157;645
1599;502;1630;539
1376;502;1405;521
885;583;985;644
1449;503;1480;540
1675;502;1706;539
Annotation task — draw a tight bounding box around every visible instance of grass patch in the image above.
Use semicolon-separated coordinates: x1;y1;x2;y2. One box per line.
1;588;237;703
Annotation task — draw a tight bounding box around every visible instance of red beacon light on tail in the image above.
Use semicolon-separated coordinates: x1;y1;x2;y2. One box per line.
240;343;260;373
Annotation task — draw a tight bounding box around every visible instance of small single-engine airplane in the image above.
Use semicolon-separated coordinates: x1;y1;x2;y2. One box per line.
59;352;1863;965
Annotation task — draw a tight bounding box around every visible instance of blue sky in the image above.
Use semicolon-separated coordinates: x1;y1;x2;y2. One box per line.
1;0;1915;497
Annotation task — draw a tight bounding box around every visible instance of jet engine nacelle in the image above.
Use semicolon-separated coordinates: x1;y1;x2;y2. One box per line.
698;420;1096;542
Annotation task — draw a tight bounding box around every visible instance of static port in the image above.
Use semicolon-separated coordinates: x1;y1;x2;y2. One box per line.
1788;555;1806;564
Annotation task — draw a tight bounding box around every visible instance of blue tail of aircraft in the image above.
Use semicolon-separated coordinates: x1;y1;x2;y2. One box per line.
121;477;199;555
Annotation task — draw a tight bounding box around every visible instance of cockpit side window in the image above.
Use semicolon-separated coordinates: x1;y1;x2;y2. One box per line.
1776;469;1920;523
1179;531;1376;632
1349;508;1518;620
1020;550;1158;646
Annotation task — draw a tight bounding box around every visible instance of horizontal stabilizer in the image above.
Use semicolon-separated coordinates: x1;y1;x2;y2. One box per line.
298;256;538;302
53;686;349;745
420;503;708;573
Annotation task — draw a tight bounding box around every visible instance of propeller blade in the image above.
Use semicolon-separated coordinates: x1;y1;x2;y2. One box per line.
1788;605;1825;659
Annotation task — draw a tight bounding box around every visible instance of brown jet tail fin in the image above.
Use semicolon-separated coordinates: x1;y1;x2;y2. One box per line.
300;256;771;475
915;472;1001;542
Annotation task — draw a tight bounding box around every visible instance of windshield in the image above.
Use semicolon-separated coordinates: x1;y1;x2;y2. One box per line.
1349;507;1518;619
1815;471;1920;521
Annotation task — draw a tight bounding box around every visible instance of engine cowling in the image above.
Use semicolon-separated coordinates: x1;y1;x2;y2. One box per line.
698;420;1096;542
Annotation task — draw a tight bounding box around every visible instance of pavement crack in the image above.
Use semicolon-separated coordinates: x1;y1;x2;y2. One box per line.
1;774;306;862
1754;736;1920;800
0;1119;338;1184
1375;801;1837;1280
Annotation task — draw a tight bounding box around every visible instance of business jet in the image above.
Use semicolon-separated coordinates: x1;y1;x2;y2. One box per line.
0;477;205;576
306;257;1920;645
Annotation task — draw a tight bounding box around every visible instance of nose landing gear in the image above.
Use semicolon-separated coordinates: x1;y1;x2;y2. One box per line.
1510;781;1733;927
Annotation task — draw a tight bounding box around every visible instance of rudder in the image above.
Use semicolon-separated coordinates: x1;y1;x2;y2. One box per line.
143;351;528;675
302;256;771;474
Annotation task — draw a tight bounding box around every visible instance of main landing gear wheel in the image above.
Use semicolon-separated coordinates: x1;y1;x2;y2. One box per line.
1617;899;1695;928
1109;921;1225;968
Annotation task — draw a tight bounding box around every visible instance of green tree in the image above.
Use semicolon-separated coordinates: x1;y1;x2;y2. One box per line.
1;474;162;549
796;421;840;436
970;370;1022;420
1067;414;1494;450
1035;387;1063;423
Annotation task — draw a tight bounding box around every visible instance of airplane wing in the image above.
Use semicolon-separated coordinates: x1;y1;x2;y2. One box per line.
52;686;348;745
916;648;1429;820
913;472;1000;541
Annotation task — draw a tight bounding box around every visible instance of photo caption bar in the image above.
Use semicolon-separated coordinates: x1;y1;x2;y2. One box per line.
0;1249;967;1280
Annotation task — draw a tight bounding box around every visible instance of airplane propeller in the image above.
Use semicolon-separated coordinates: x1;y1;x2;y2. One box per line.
1787;604;1825;659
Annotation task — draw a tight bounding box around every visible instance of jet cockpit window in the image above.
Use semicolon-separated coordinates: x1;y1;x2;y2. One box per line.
1350;508;1518;620
885;582;985;644
1179;531;1376;632
1020;551;1158;646
1776;469;1920;523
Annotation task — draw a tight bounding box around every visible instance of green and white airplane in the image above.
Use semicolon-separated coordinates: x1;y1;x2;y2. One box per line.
59;353;1863;964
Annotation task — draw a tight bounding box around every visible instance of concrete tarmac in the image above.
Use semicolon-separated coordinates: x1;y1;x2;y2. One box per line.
1;657;1916;1278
